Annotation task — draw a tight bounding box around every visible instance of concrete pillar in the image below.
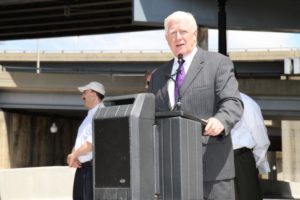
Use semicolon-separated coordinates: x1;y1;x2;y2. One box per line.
197;27;208;50
0;110;11;168
282;120;300;182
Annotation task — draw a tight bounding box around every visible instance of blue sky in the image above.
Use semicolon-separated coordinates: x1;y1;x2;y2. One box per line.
0;29;300;52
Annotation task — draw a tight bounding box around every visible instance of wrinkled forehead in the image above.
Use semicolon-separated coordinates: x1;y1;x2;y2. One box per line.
169;23;190;32
167;18;194;32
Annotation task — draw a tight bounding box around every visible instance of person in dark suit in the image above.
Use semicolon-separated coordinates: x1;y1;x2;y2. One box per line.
148;11;243;200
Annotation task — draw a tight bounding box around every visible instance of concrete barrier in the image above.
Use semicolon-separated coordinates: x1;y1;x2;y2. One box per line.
0;166;75;200
1;166;299;200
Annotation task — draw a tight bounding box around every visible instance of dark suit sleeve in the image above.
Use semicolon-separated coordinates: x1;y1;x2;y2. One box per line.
213;56;243;135
148;70;155;94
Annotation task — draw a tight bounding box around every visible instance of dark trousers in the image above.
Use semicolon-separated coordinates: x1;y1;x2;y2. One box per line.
73;161;93;200
234;148;263;200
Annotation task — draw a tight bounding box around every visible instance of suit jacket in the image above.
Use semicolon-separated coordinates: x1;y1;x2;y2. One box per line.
149;47;243;181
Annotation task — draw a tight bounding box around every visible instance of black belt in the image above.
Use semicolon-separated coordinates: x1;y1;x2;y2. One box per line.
81;160;93;167
234;147;251;155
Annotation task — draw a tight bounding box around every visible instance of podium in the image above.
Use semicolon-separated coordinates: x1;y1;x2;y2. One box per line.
93;93;155;200
155;111;203;200
93;93;203;200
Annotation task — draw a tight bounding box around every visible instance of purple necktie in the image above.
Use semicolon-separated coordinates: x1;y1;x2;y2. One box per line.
175;59;185;101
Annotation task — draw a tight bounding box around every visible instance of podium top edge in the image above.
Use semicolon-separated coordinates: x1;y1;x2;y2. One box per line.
155;111;206;125
155;111;199;121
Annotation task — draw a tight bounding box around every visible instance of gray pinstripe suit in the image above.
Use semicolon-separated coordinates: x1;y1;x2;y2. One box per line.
149;47;243;199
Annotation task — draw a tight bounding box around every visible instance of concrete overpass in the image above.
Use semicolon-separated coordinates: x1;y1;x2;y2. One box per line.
1;0;300;41
0;49;300;119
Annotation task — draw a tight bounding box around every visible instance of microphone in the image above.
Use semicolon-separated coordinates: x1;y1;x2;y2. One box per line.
176;54;184;76
178;53;184;67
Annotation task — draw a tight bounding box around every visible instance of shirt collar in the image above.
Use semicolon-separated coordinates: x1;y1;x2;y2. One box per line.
88;102;104;116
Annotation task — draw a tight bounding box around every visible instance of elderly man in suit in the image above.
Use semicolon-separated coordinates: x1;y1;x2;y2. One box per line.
148;11;243;200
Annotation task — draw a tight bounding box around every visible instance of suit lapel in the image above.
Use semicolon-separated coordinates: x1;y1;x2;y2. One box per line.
164;59;174;78
160;59;174;86
160;59;174;108
180;48;205;96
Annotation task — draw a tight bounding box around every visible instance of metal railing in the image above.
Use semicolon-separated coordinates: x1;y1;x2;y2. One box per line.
0;47;300;54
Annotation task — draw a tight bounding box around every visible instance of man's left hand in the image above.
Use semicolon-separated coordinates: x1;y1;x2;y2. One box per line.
203;117;224;136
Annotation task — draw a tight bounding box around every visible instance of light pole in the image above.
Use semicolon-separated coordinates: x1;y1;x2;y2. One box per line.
217;0;228;56
36;39;40;73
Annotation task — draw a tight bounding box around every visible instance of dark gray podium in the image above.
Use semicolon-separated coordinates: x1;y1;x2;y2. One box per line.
155;111;203;200
93;93;203;200
93;93;155;200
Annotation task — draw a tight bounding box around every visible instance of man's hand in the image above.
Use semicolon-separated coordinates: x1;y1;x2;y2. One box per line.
203;117;224;136
67;153;81;168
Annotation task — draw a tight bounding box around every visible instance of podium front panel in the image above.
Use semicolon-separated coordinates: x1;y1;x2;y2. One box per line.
156;115;203;200
94;117;130;188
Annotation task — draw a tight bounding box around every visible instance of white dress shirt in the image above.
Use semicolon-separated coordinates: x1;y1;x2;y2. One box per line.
231;93;270;174
74;103;104;163
168;47;197;109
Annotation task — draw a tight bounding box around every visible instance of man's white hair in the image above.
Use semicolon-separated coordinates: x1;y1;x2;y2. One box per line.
164;11;198;35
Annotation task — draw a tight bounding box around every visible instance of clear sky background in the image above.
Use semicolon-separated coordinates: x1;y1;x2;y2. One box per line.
0;29;300;52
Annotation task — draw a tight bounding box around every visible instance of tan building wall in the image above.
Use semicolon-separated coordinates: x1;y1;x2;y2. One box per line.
0;110;10;169
282;121;300;182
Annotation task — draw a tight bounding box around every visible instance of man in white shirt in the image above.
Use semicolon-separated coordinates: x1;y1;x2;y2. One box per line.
67;81;105;200
231;92;270;200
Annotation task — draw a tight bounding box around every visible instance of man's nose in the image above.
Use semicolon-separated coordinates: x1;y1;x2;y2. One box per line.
175;32;183;39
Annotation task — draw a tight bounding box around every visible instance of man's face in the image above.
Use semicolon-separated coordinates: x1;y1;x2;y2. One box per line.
166;19;197;57
81;89;97;109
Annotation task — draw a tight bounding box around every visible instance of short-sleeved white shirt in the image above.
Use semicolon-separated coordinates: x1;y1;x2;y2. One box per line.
74;103;104;163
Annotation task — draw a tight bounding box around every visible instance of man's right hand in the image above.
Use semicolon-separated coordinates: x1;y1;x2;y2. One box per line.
67;153;81;168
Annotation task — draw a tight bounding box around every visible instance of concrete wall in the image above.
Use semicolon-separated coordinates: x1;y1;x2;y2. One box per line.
0;166;75;200
1;166;300;200
282;121;300;182
0;111;10;169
